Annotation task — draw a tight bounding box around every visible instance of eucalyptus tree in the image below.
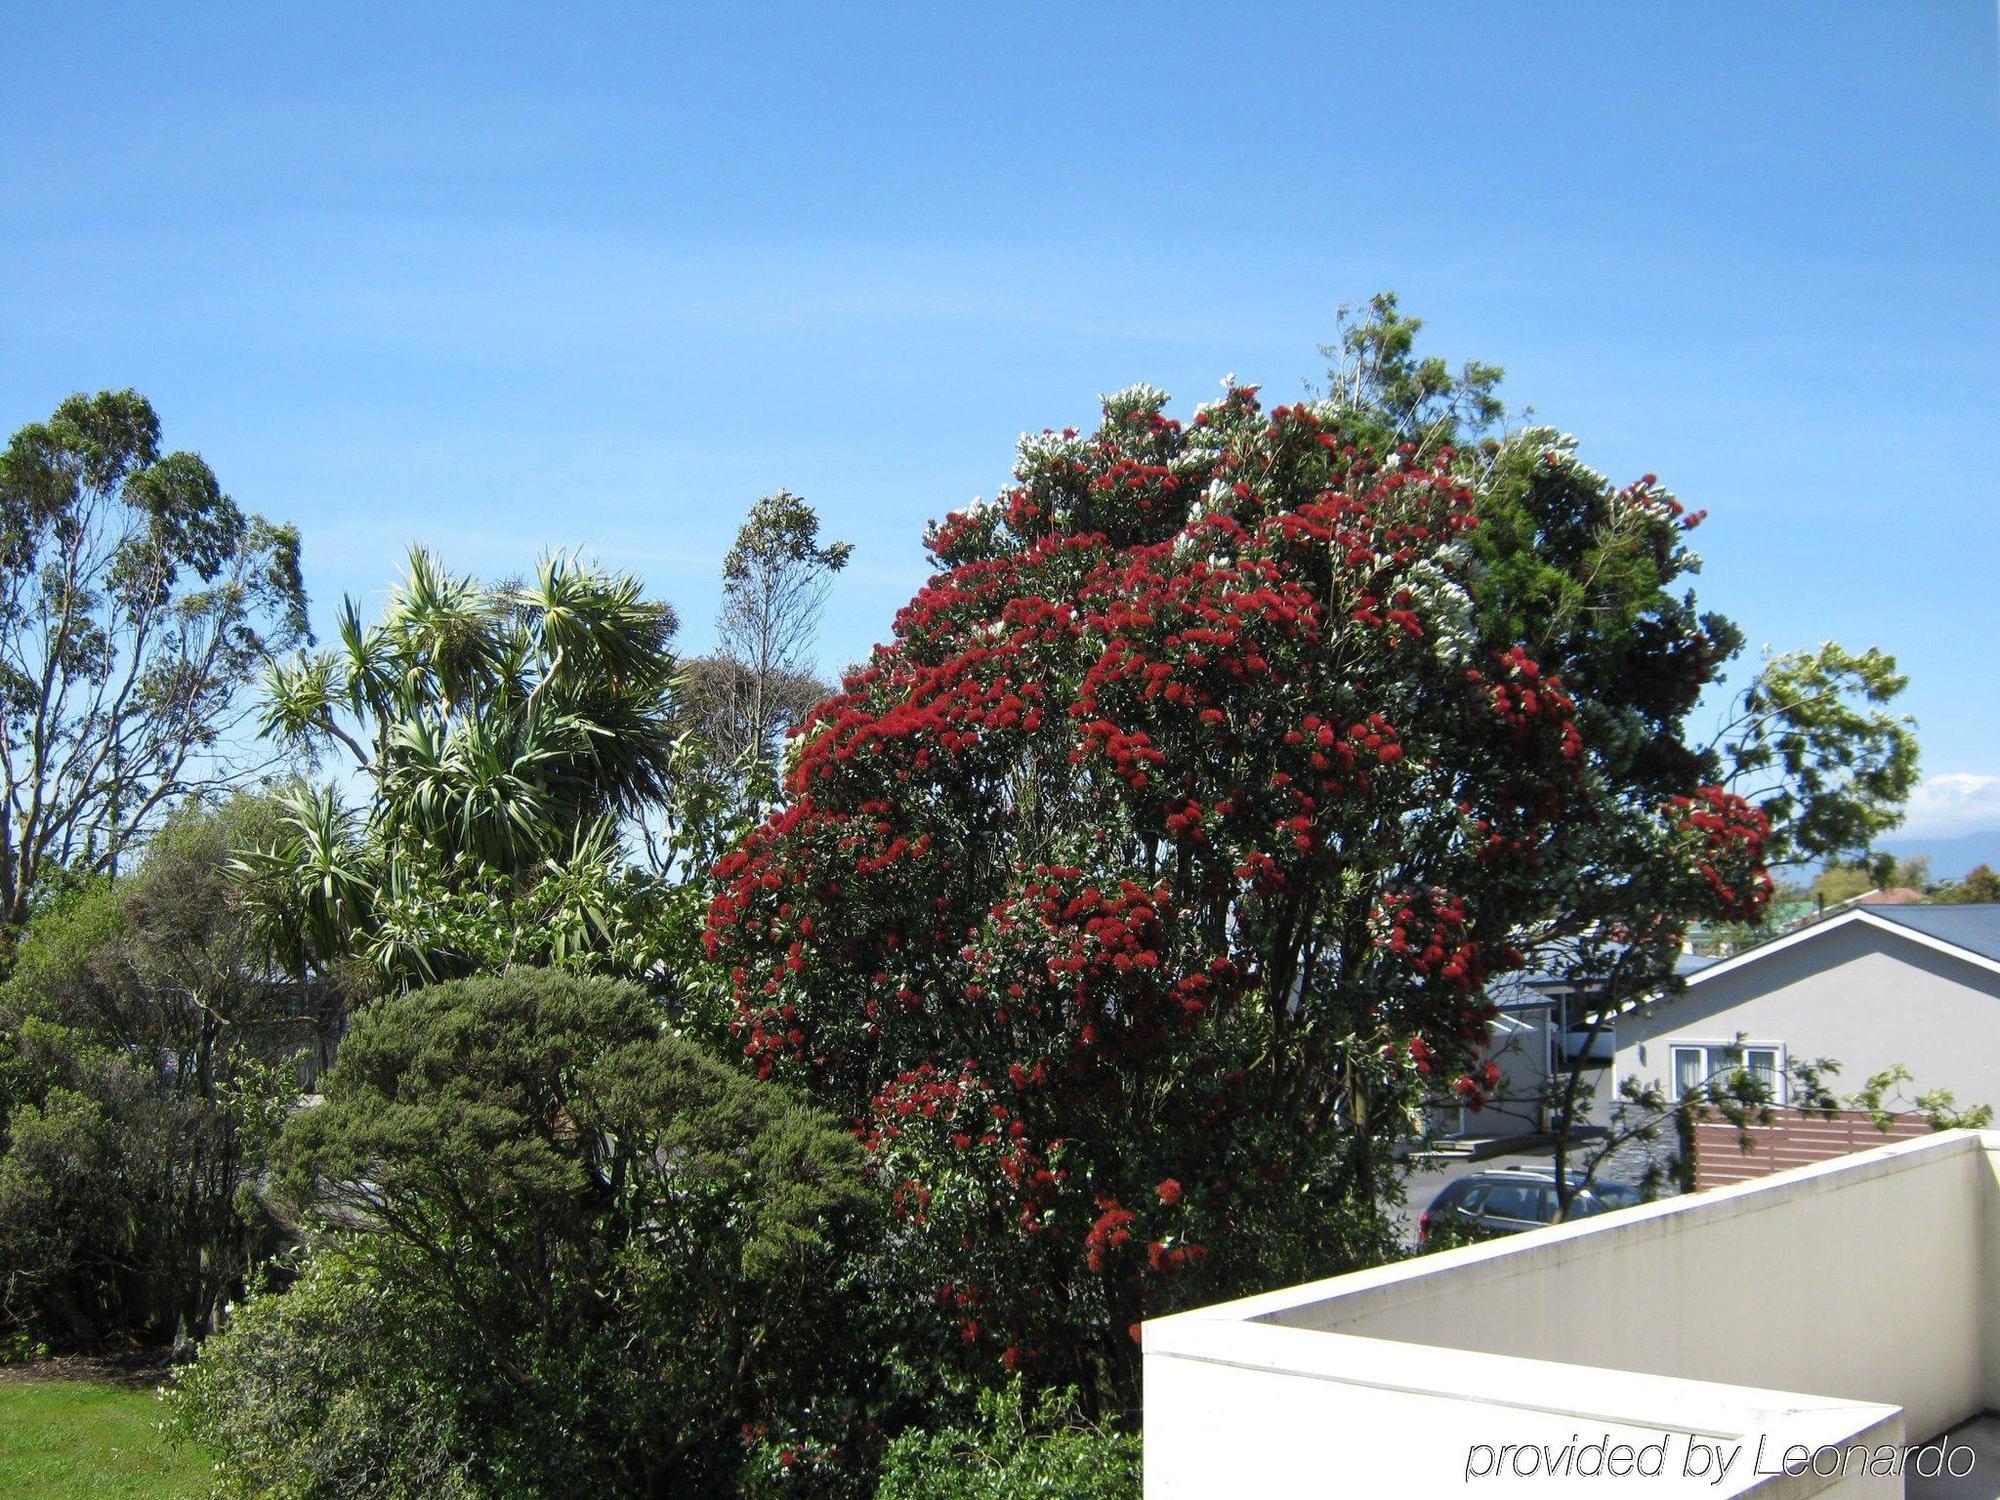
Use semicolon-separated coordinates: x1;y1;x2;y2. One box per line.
1716;643;1919;870
0;390;308;935
245;547;690;990
678;489;851;812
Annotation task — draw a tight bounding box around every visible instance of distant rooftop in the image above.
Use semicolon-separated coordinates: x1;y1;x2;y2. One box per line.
1855;886;1928;906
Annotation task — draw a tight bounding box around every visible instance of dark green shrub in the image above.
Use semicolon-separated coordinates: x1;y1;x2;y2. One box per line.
0;795;322;1350
172;970;876;1498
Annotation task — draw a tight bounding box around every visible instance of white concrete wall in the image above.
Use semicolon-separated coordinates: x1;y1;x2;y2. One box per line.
1145;1131;2000;1497
1264;1133;1988;1442
1144;1322;1904;1496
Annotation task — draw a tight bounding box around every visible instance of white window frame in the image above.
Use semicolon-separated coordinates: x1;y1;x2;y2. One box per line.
1667;1039;1788;1105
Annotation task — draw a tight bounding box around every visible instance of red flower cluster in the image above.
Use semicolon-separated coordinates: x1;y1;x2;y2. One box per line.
1668;786;1774;921
1083;1197;1137;1273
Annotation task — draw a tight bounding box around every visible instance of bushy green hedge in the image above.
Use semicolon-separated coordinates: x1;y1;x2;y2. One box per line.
167;1249;481;1500
873;1384;1138;1500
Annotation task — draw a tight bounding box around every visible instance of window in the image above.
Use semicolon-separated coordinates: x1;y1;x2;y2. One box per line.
1479;1184;1544;1224
1432;1181;1477;1214
1743;1047;1782;1097
1590;1181;1644;1210
1671;1045;1706;1099
1667;1042;1786;1104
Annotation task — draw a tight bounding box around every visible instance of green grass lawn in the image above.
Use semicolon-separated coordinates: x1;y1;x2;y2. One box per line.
0;1379;210;1498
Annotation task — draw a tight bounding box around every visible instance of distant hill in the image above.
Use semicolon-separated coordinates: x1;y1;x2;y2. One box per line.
1874;828;2000;882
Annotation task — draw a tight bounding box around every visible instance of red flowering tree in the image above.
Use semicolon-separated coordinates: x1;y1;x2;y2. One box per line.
706;372;1766;1410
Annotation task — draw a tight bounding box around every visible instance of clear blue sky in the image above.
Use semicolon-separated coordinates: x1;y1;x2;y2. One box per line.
4;4;1996;852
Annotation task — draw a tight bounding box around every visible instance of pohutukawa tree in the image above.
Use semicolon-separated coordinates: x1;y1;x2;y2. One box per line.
707;363;1769;1408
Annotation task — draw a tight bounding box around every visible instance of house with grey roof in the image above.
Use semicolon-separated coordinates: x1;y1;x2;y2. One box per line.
1611;903;2000;1124
1433;954;1715;1144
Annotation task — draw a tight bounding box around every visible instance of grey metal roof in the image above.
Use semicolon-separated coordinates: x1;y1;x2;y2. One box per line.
1863;903;2000;965
1484;951;1714;1009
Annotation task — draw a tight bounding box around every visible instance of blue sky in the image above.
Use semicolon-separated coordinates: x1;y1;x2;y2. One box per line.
4;3;1996;855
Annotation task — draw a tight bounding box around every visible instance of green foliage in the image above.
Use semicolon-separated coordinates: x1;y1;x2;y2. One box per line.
1808;860;1878;906
1849;1063;1995;1131
1468;435;1738;795
182;971;877;1497
1413;1212;1496;1253
0;390;309;931
723;487;854;588
1934;864;2000;904
1875;852;1931;890
682;489;852;811
0;795;314;1349
872;1384;1139;1500
1722;644;1920;867
1317;292;1506;453
0;1380;210;1499
0;1328;48;1366
0;1081;148;1337
167;1251;483;1500
247;548;699;990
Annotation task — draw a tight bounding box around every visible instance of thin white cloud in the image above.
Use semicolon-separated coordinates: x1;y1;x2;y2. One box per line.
1895;773;2000;838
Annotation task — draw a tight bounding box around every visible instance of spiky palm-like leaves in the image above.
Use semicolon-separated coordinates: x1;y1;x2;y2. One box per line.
228;783;373;984
247;548;687;989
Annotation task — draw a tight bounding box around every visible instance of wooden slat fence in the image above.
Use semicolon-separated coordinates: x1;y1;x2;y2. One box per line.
1690;1107;1935;1190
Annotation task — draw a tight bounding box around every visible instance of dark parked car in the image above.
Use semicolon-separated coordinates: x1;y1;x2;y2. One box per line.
1418;1168;1644;1245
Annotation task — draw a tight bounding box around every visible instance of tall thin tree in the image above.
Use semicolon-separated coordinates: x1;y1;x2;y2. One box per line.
681;490;851;809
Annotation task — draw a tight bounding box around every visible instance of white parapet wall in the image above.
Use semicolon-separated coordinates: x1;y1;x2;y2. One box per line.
1143;1129;2000;1497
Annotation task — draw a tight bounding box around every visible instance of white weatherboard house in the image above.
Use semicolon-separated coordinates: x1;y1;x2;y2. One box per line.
1144;1129;2000;1497
1614;905;2000;1119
